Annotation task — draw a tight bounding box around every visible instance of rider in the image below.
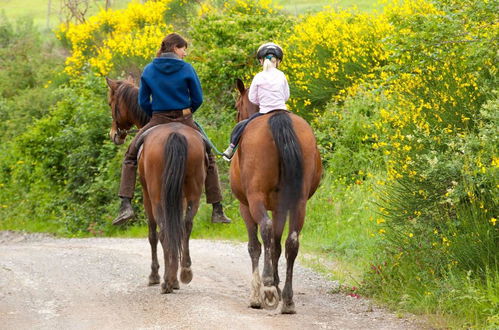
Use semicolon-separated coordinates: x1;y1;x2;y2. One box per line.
114;32;231;225
222;42;289;160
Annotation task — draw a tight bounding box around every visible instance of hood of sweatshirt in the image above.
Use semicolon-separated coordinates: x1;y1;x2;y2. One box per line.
152;57;186;74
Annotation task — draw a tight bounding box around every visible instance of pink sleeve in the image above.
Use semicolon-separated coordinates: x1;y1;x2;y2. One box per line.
248;76;259;105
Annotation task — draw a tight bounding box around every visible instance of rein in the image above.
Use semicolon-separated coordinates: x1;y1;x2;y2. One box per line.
194;121;224;156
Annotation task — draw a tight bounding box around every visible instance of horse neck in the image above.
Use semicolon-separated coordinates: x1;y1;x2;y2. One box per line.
240;91;259;121
131;113;147;129
122;100;150;129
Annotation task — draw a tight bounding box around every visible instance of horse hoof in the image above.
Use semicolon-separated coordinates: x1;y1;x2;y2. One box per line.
161;282;173;294
281;301;296;314
249;300;262;309
180;267;193;284
148;274;160;286
260;286;279;310
173;279;180;290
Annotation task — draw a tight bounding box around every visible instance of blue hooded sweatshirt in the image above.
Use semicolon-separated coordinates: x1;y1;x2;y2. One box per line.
138;54;203;116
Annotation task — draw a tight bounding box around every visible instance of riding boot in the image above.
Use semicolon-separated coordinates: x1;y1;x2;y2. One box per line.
113;197;135;226
211;202;231;224
222;145;235;162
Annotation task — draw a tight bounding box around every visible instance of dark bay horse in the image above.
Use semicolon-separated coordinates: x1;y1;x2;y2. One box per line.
230;79;322;314
106;77;206;293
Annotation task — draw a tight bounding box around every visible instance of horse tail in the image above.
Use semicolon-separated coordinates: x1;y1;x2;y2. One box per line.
160;132;187;262
268;111;303;217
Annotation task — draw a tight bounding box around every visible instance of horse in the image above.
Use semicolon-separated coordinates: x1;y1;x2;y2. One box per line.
106;77;207;293
230;78;322;314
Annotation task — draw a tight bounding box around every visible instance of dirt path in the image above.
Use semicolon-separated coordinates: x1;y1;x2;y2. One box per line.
0;231;424;329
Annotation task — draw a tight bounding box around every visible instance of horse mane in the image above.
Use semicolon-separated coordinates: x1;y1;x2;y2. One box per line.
117;80;150;127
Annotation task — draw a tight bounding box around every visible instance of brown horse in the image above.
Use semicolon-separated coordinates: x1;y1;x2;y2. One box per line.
106;77;206;293
230;79;322;314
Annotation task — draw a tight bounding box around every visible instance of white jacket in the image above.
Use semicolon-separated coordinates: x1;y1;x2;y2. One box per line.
248;68;290;113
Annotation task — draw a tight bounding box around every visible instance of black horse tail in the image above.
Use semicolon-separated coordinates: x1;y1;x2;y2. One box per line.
268;111;303;217
160;132;187;262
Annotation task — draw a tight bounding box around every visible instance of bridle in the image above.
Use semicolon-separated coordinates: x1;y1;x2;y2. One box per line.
111;97;133;139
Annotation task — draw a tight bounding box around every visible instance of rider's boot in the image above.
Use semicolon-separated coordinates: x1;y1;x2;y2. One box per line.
211;202;231;224
113;197;135;226
222;144;235;162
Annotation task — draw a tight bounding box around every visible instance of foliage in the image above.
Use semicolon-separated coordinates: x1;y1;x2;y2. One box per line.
312;92;384;184
188;0;295;110
0;14;66;144
279;8;391;118
357;0;498;326
56;0;174;77
0;74;126;235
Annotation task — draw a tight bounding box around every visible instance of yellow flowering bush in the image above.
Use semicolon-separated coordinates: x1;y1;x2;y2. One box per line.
360;1;498;324
280;8;392;116
57;0;174;77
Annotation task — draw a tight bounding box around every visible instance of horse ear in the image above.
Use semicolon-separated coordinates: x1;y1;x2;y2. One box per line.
236;78;245;95
105;77;118;90
126;73;136;84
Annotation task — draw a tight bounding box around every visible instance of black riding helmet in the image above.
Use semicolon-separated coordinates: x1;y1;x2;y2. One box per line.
256;42;283;61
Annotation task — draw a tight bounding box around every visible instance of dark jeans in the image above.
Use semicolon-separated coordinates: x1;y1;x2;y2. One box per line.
119;111;223;204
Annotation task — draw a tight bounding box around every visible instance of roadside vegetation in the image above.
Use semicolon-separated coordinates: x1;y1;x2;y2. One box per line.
0;0;497;327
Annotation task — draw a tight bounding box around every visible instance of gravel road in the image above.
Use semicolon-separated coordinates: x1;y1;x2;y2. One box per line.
0;231;425;329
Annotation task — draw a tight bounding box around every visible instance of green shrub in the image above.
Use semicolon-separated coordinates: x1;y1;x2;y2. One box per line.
0;14;66;140
189;0;295;111
313;91;384;183
0;74;125;235
361;1;498;326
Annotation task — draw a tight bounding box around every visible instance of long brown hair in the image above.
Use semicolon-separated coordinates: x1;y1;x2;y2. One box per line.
156;33;188;57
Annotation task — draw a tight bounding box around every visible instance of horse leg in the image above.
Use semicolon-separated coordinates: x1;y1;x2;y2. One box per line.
143;186;160;286
240;203;262;309
180;199;199;284
249;198;279;310
271;210;287;301
156;209;178;294
160;241;178;294
147;220;160;286
281;203;305;314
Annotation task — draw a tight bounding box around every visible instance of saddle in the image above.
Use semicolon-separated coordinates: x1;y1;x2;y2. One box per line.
136;122;212;161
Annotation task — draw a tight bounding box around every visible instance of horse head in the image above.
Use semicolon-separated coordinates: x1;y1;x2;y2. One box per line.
235;78;259;122
106;76;149;145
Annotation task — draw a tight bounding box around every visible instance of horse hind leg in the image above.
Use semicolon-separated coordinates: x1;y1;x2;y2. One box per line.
249;199;279;310
240;203;262;309
156;209;180;294
148;220;160;286
281;204;305;314
180;199;199;284
160;246;179;294
143;187;160;286
271;209;287;301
